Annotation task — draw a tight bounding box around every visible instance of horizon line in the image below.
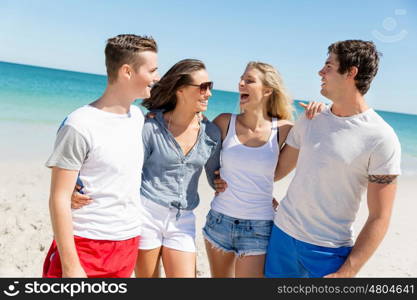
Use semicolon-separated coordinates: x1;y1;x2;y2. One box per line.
1;60;415;117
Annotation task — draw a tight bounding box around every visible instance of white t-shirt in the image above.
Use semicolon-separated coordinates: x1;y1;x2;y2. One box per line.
275;106;401;247
46;105;144;241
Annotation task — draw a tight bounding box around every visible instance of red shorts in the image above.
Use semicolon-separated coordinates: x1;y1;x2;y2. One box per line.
42;235;140;278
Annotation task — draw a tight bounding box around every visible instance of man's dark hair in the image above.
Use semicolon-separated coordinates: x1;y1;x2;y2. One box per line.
328;40;381;95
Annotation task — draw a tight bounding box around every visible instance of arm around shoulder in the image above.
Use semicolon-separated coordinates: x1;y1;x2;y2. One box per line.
213;113;232;141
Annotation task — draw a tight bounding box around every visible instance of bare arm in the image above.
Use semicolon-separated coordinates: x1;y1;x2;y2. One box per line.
274;144;299;181
325;175;398;278
273;101;325;181
49;167;87;277
274;122;295;181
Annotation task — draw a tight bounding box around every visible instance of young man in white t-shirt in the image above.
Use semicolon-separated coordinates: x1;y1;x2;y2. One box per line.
265;40;401;278
43;34;159;278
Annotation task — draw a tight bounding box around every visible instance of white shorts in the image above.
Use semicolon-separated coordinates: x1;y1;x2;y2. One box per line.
138;196;196;252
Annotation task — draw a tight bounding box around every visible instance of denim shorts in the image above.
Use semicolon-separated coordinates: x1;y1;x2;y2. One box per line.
202;209;273;256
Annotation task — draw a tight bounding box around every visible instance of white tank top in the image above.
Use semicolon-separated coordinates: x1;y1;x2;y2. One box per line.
211;114;279;220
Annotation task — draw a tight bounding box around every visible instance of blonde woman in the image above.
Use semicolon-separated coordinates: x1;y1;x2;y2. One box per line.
203;62;294;277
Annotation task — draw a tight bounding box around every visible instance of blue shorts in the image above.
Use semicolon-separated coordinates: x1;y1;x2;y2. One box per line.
202;209;273;256
265;225;352;278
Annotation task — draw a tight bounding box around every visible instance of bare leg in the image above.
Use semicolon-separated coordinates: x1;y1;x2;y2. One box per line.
135;247;162;278
204;239;236;278
235;254;266;278
161;246;196;278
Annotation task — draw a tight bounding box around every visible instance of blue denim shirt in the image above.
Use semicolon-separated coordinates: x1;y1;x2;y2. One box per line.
141;111;221;214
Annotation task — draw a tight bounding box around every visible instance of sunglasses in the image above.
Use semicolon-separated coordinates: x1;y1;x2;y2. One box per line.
187;81;214;94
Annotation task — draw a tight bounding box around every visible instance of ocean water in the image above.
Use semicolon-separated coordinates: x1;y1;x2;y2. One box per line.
1;61;416;175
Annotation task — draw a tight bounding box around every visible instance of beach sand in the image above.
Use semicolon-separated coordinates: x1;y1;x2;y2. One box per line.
1;159;416;277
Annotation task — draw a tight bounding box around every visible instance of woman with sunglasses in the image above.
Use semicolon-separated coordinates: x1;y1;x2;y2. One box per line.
202;62;295;277
71;58;220;277
134;58;220;277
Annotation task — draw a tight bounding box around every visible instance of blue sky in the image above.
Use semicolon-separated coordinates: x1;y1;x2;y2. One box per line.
1;0;416;114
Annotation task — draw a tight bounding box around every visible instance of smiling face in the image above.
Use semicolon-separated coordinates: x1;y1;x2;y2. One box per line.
177;69;212;113
318;52;348;100
238;67;268;111
130;51;159;99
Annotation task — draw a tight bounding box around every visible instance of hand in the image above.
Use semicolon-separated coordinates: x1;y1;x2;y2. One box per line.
62;264;88;278
323;270;355;278
145;112;156;119
323;265;357;278
213;170;227;196
299;101;326;119
71;185;92;209
272;198;279;211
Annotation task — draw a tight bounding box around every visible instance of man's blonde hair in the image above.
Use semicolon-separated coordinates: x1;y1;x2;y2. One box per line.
105;34;157;83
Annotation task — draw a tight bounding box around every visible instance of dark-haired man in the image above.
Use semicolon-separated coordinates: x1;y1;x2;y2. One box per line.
43;34;159;277
265;40;401;278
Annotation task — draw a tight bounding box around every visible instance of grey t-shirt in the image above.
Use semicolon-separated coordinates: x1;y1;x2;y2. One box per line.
46;125;89;170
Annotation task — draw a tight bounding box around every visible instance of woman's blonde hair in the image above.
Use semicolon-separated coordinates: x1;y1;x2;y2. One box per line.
246;61;293;120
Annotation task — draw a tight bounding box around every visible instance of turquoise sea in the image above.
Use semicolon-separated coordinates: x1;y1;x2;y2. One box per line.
1;61;416;175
